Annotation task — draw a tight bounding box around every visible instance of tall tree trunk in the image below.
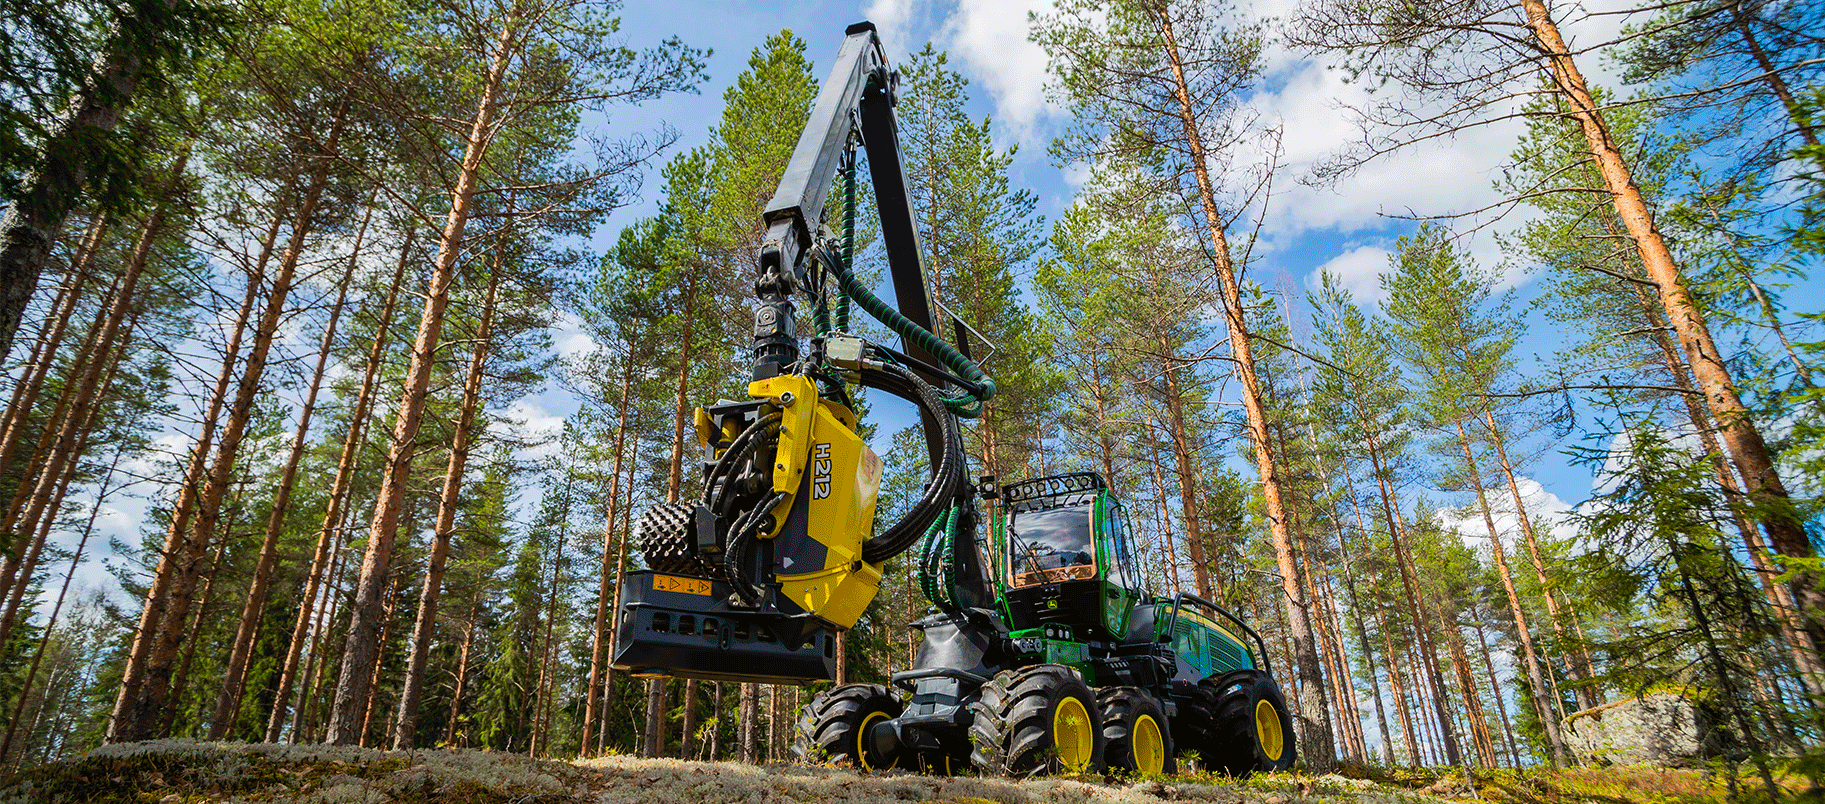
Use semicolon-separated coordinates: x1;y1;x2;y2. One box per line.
1152;7;1335;769
1338;479;1396;764
1476;404;1597;711
1157;343;1211;598
530;500;568;757
1520;0;1820;630
582;360;636;755
163;497;236;735
391;259;505;749
1471;605;1521;767
738;682;759;762
264;230;410;742
0;449;122;759
1436;602;1497;765
210;205;368;738
0;0;180;359
643;680;665;757
0;213;104;484
325;12;517;742
142;99;353;737
1452;419;1568;765
444;584;485;746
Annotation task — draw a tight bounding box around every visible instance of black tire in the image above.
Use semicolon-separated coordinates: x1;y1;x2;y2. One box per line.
792;683;904;769
636;501;722;579
1205;669;1297;776
1171;676;1221;769
969;664;1105;776
1098;686;1175;776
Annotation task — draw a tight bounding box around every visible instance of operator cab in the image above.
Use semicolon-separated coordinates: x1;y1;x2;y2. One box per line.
994;473;1141;643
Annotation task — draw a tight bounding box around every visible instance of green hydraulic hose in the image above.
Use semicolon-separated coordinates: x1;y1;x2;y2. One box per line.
824;254;996;416
837;154;855;332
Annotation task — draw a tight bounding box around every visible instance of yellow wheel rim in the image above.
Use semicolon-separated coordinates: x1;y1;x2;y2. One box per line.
1255;699;1285;762
1053;696;1094;771
857;711;896;770
1133;713;1165;775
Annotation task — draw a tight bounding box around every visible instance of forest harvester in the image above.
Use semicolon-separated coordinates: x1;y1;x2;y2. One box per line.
610;22;1297;777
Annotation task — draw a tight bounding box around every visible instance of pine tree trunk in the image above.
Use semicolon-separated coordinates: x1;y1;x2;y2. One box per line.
1520;0;1819;629
596;433;639;753
1436;602;1496;766
1158;341;1212;598
264;230;410;742
0;213;104;483
1471;607;1521;767
163;498;236;736
1363;434;1462;765
1152;7;1335;768
0;450;122;759
143;100;352;738
444;585;485;746
209;206;368;739
531;512;567;757
582;360;635;755
1477;404;1598;711
680;679;699;760
1453;419;1567;765
738;682;758;762
1337;481;1396;764
643;680;665;757
1145;421;1184;596
391;260;505;749
0;0;179;360
0;305;129;652
325;12;517;743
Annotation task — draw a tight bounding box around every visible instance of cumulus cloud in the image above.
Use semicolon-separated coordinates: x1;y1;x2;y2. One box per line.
1307;243;1392;303
1436;474;1582;557
937;0;1060;144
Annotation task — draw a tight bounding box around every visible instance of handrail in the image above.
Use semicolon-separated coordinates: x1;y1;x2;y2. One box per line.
1179;594;1272;677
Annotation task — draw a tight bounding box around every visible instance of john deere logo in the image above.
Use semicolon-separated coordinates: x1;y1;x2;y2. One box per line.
812;443;832;499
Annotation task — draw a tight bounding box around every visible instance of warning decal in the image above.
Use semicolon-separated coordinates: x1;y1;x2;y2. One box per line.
652;574;711;596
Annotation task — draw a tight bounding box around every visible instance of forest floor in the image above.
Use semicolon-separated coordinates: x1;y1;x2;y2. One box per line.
0;739;1807;803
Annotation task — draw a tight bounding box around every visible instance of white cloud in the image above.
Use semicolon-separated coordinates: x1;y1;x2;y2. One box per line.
1436;474;1580;558
937;0;1060;144
1307;243;1391;303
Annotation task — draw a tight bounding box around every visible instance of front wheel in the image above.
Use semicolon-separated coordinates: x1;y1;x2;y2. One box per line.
969;664;1104;776
793;683;903;770
1098;686;1174;776
1205;670;1296;775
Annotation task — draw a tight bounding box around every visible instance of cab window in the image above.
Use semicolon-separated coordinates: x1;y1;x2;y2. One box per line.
1009;505;1095;586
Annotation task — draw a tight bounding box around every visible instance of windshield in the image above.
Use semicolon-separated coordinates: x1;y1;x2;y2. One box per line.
1008;505;1096;586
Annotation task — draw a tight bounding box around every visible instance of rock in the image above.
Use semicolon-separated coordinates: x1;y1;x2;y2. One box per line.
1562;691;1717;767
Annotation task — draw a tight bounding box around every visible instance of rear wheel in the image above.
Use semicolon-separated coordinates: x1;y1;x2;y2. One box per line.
1097;686;1174;776
1206;670;1296;775
969;664;1104;776
792;683;903;769
636;502;722;579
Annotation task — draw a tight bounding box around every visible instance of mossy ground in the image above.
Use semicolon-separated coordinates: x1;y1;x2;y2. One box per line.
0;741;1800;803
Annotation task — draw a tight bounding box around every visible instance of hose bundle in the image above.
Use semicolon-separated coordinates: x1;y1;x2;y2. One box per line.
857;358;969;564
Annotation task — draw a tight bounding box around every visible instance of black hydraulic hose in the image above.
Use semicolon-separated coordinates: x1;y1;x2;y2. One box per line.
705;413;782;518
858;360;967;563
725;491;788;604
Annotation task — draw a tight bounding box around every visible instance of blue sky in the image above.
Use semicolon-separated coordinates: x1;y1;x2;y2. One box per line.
584;0;1618;518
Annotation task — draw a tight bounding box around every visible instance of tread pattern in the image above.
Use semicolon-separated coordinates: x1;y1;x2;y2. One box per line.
792;683;901;767
1097;686;1175;775
1204;669;1297;776
636;501;723;579
1171;675;1221;766
968;664;1104;776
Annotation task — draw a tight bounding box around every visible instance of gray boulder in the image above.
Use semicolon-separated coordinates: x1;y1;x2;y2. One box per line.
1563;691;1714;766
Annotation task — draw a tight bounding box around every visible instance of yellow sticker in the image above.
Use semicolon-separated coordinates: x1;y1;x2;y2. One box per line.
653;574;711;596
